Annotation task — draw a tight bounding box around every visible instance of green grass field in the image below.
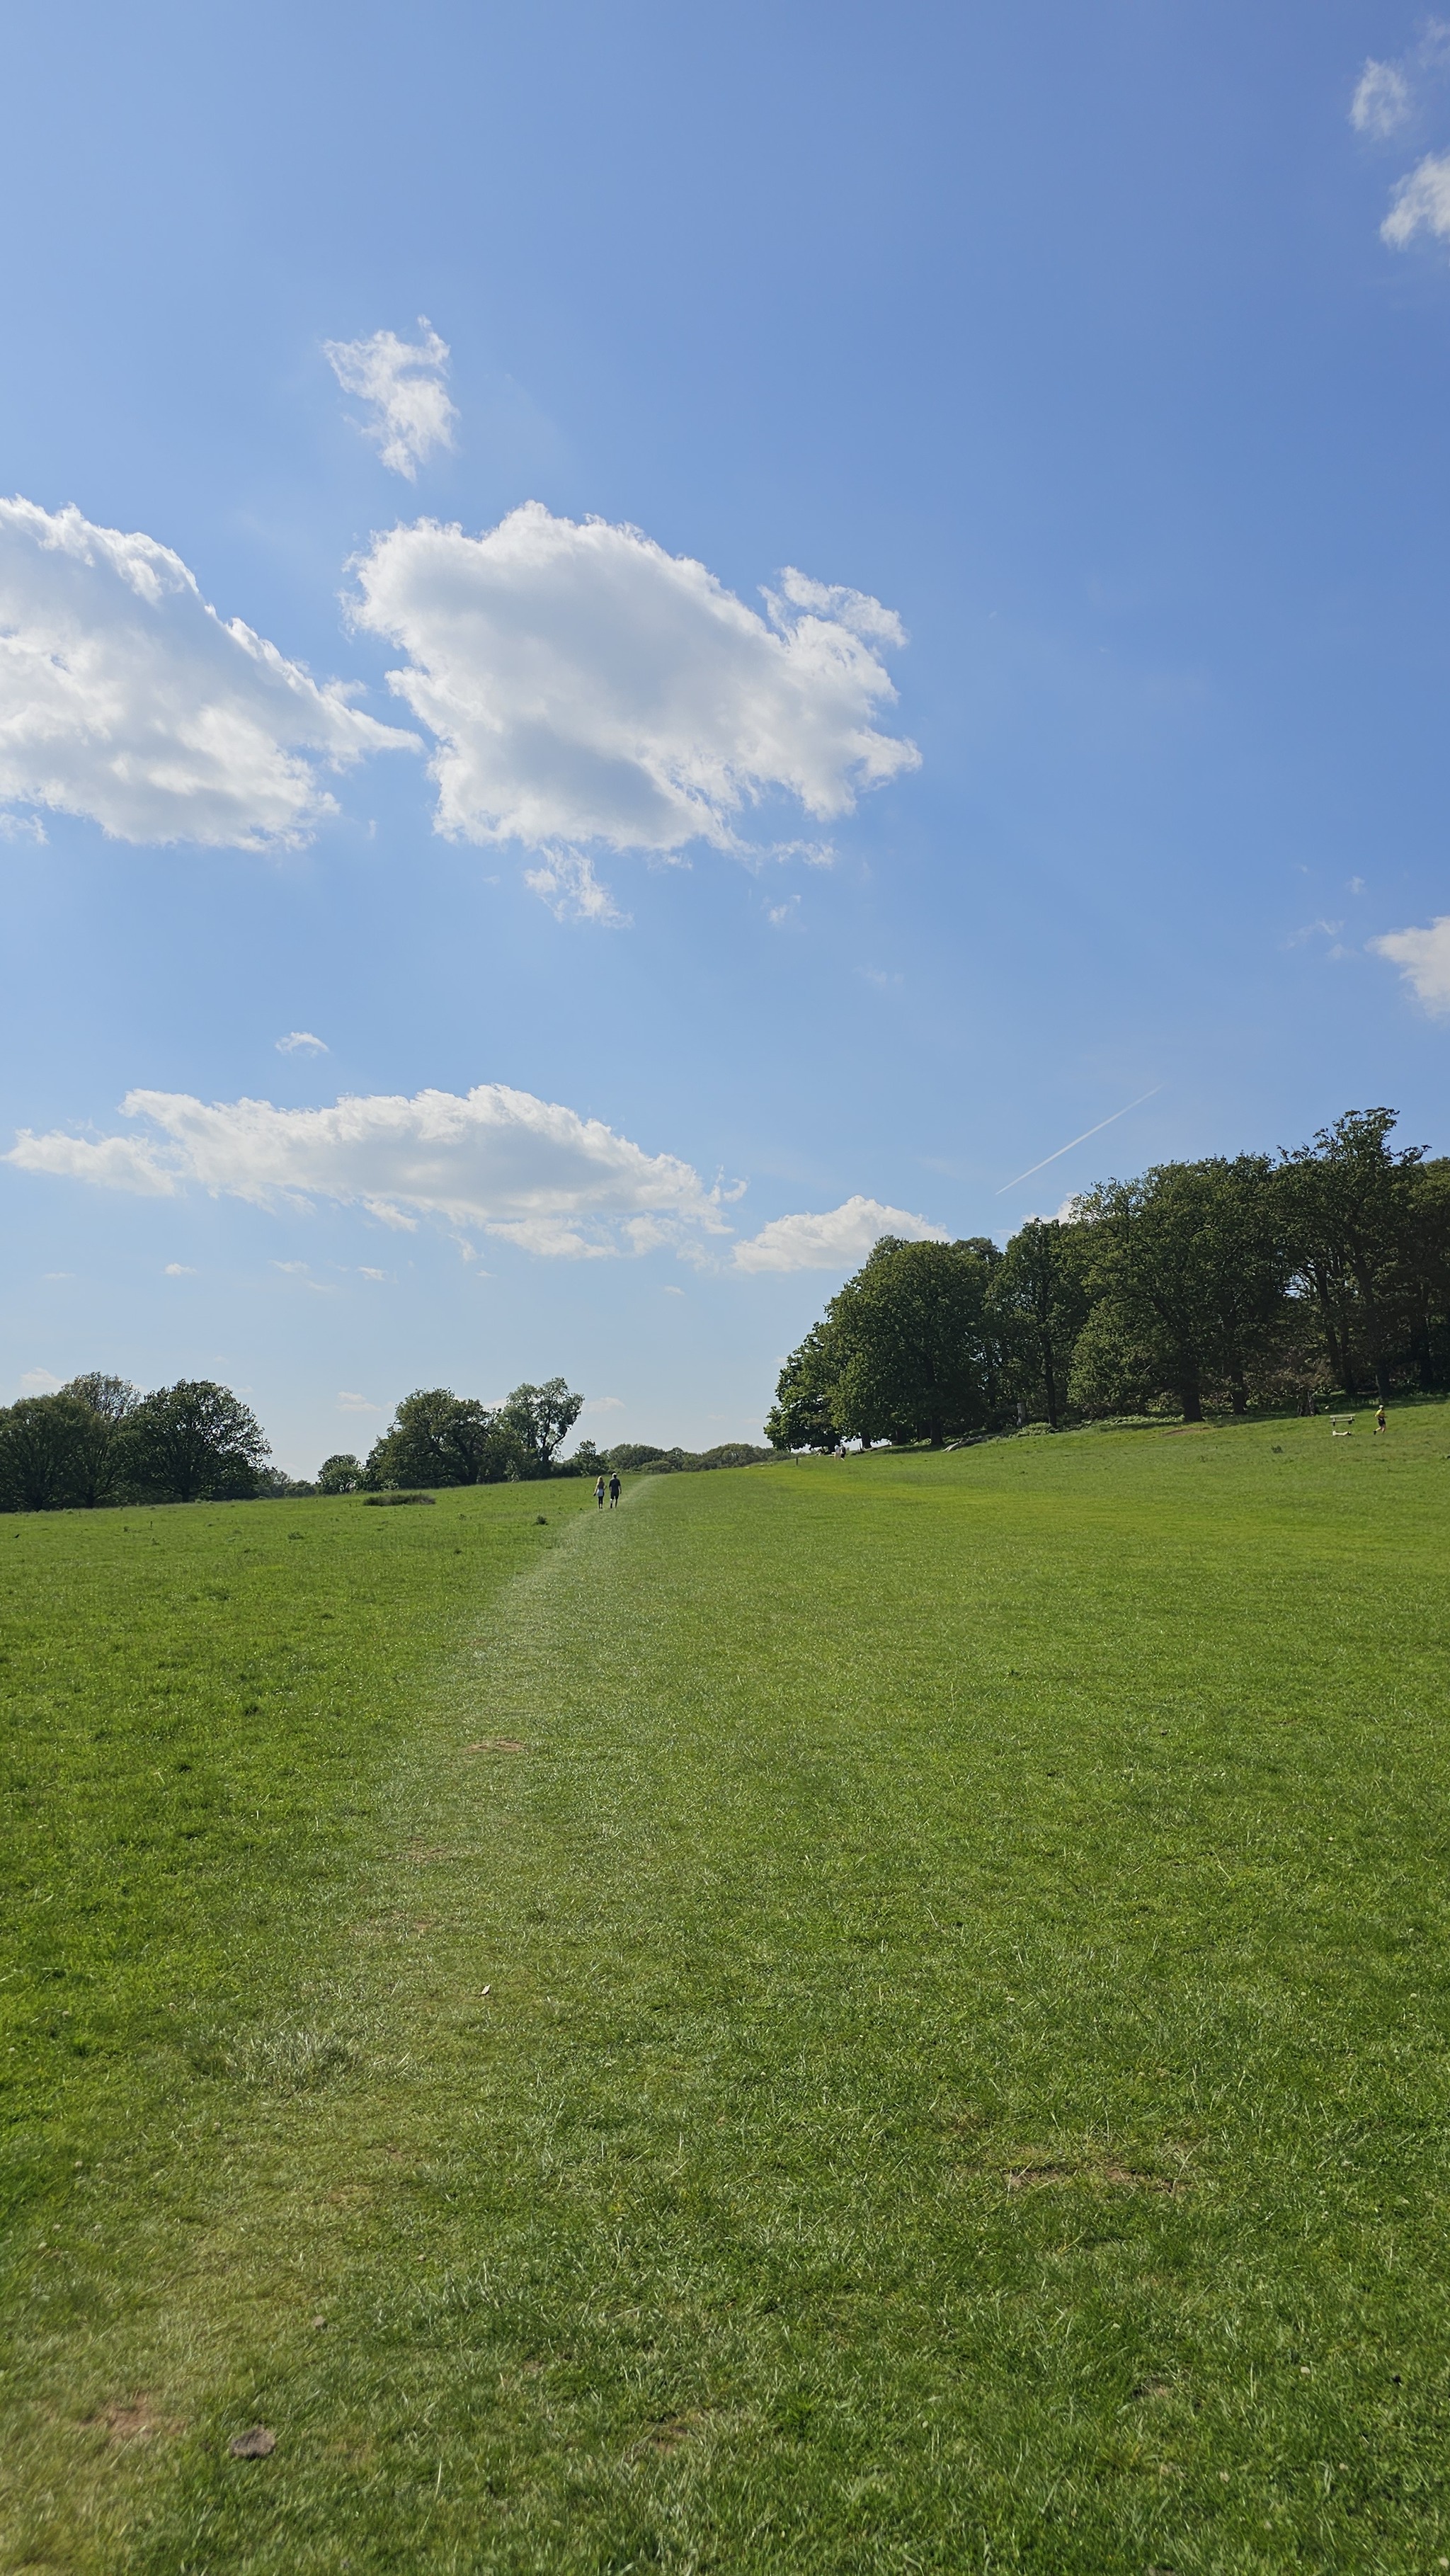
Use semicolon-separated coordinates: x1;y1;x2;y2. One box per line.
4;1415;1450;2573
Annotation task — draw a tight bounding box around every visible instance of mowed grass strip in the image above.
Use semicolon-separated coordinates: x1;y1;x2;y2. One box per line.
0;1484;576;2568
5;1418;1450;2571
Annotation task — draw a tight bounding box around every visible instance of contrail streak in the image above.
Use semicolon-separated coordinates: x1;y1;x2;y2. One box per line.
995;1087;1162;1195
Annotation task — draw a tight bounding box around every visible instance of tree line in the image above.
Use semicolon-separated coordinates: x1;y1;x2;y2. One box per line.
0;1369;784;1515
0;1375;593;1514
767;1107;1450;1449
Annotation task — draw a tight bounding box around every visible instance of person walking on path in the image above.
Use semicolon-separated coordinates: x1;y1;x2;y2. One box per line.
608;1471;622;1508
594;1474;606;1508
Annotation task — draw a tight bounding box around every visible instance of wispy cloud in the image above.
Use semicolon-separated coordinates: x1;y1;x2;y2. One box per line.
732;1195;946;1274
276;1030;329;1056
324;320;458;479
1383;152;1450;246
348;503;918;861
8;1080;734;1260
337;1390;381;1413
1370;913;1450;1012
0;498;413;848
523;847;629;925
1286;917;1345;947
1353;58;1412;137
163;1261;195;1275
1358;24;1450;245
19;1367;61;1393
1353;22;1450;142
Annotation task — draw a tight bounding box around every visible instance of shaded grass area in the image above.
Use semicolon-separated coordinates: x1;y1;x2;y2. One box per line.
5;1417;1450;2569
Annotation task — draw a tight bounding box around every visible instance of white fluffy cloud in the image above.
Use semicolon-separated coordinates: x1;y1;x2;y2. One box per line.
7;1081;731;1259
1353;59;1412;137
0;498;413;848
1383;152;1450;246
731;1195;947;1274
324;321;458;479
347;503;918;859
1371;915;1450;1011
276;1030;329;1055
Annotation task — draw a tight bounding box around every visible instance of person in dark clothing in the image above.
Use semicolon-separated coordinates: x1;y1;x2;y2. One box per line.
607;1471;622;1508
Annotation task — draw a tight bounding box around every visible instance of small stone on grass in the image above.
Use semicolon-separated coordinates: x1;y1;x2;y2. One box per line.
229;2424;277;2458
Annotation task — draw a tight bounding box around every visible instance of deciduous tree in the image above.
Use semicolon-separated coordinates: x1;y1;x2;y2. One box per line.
121;1381;270;1503
826;1237;999;1448
59;1372;142;1506
989;1219;1091;1428
766;1325;841;1452
365;1390;518;1489
0;1394;93;1511
500;1379;584;1478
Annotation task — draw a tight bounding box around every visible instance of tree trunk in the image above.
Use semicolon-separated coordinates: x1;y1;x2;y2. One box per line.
1043;1347;1058;1432
1179;1371;1204;1424
1230;1370;1248;1416
927;1416;944;1449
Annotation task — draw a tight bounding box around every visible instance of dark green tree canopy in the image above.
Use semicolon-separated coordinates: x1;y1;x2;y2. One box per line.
500;1379;585;1478
365;1390;518;1490
826;1236;1000;1449
764;1109;1450;1443
988;1219;1091;1430
1075;1155;1289;1423
316;1452;365;1494
59;1373;142;1507
0;1395;96;1512
121;1381;270;1503
765;1324;840;1452
1279;1109;1422;1406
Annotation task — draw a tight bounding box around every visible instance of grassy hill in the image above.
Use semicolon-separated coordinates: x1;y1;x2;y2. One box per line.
3;1414;1450;2571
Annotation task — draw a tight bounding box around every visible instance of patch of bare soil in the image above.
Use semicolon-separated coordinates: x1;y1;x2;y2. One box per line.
85;2399;183;2444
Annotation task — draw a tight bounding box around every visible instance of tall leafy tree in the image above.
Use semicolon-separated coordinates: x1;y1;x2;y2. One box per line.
315;1452;365;1494
1401;1158;1450;1391
766;1324;841;1452
826;1237;999;1448
365;1390;519;1488
1279;1109;1421;1406
0;1394;93;1511
990;1219;1091;1428
59;1372;141;1507
1077;1157;1287;1420
500;1379;585;1478
122;1381;270;1503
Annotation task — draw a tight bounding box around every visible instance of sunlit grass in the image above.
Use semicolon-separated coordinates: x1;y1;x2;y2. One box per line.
4;1415;1450;2570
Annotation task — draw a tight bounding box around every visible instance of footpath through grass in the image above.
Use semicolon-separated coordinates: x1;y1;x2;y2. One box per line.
4;1415;1450;2571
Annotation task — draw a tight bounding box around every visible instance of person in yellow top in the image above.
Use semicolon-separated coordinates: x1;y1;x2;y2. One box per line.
1376;1403;1387;1434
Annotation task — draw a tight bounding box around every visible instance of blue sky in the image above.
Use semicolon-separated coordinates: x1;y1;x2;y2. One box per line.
4;0;1450;1472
